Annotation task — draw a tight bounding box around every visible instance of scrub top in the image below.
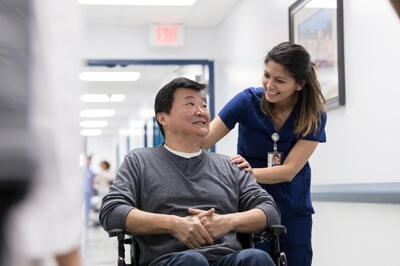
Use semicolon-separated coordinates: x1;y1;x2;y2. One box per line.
218;87;327;220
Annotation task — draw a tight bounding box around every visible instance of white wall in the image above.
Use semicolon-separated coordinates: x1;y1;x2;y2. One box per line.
310;0;400;185
213;0;400;265
84;0;400;265
214;0;295;156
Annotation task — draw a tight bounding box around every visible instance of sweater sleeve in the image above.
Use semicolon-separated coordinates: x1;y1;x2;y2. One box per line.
99;153;139;230
237;168;281;229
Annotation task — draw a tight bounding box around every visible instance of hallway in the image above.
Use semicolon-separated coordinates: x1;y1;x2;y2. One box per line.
83;225;119;266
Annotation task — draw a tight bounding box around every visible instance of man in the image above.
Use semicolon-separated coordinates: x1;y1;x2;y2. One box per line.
100;77;280;266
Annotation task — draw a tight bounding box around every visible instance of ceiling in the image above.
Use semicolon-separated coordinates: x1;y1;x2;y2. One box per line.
79;0;241;136
81;0;241;27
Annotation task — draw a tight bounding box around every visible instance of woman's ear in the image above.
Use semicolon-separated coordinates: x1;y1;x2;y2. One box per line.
297;81;306;91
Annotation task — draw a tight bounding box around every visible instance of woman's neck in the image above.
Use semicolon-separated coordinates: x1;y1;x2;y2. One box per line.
273;93;298;114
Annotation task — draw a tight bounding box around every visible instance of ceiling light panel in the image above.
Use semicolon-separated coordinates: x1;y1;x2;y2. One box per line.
80;129;103;136
81;94;126;103
110;94;126;102
80;109;116;118
81;94;109;102
78;0;197;6
79;120;109;128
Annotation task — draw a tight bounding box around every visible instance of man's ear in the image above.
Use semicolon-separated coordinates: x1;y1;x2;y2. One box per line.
156;112;166;125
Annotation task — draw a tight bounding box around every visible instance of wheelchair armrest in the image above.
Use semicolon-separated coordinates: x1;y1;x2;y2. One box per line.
108;228;125;238
268;225;287;236
253;225;287;243
107;229;136;266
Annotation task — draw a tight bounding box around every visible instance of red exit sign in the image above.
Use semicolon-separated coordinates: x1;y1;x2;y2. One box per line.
150;25;184;46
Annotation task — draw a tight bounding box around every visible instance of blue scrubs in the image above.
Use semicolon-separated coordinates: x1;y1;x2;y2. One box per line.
218;87;327;266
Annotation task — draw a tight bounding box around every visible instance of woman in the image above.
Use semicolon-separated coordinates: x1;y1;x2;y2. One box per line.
202;42;327;266
94;160;114;198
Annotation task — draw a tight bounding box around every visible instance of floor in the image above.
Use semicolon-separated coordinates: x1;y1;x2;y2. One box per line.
83;224;118;266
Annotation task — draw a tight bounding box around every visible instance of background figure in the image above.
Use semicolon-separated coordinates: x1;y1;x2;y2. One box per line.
3;0;84;265
93;160;114;198
84;156;95;227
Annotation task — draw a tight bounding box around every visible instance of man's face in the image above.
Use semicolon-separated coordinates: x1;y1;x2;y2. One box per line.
159;88;210;139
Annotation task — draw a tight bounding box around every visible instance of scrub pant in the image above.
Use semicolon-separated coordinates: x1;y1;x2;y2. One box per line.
255;215;313;266
158;249;275;266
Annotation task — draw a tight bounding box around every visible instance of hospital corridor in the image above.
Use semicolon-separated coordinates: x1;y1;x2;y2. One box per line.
1;0;400;266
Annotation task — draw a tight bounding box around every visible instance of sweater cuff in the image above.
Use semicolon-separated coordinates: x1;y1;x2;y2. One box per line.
108;205;135;230
258;205;281;229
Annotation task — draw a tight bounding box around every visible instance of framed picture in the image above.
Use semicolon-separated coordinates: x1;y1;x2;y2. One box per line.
289;0;345;109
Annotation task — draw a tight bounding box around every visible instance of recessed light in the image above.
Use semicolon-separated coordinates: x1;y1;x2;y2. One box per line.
110;94;126;102
80;109;116;118
78;0;197;6
80;120;109;128
80;129;103;136
80;94;126;103
81;94;109;102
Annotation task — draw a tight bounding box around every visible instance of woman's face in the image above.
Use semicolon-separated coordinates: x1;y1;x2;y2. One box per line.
262;61;303;106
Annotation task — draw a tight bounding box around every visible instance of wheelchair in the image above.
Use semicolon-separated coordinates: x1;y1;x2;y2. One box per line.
108;224;287;266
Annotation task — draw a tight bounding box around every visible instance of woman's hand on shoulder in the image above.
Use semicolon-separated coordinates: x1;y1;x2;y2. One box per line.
229;155;253;174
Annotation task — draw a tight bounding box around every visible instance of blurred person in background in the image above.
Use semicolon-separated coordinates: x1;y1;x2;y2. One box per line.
84;155;95;227
1;0;84;265
93;160;114;198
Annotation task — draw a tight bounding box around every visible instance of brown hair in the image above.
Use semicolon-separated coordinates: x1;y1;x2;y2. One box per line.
261;42;326;137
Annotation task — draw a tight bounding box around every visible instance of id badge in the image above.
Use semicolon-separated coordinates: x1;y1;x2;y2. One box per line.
268;152;283;167
268;132;283;167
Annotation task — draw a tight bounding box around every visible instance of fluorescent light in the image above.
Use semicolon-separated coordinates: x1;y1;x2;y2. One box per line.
80;94;126;103
78;0;197;6
79;72;141;81
110;94;126;102
80;109;116;118
80;129;103;136
80;120;108;128
81;94;109;102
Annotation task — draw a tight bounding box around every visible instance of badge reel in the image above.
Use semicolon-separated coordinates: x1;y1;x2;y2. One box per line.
268;133;283;167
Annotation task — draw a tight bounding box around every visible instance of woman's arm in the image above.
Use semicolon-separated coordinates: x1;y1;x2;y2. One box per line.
231;139;319;184
253;139;319;184
202;116;231;150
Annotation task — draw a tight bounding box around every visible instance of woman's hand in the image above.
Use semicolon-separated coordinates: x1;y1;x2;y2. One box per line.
229;155;253;174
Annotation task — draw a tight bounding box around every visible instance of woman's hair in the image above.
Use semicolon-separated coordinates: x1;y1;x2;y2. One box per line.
260;42;326;137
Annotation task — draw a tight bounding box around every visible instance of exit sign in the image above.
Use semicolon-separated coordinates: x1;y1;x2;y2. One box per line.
149;25;184;46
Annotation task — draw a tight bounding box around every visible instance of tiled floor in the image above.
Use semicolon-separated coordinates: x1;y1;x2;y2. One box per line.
82;224;118;266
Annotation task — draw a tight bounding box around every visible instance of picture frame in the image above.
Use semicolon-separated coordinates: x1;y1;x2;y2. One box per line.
289;0;345;109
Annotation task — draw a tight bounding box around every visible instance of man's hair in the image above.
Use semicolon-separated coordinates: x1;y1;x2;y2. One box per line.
154;77;207;138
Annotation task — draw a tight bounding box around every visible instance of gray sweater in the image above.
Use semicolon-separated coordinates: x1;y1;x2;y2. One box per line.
100;145;280;266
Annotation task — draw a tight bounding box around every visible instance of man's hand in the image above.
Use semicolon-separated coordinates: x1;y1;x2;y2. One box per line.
188;208;232;240
172;208;215;249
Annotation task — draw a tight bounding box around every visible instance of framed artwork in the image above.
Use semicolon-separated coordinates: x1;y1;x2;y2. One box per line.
289;0;345;109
